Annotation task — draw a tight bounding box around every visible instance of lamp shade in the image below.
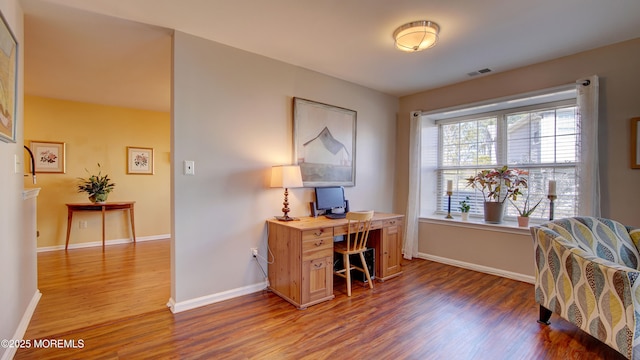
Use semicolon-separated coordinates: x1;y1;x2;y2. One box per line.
393;20;439;52
270;165;303;188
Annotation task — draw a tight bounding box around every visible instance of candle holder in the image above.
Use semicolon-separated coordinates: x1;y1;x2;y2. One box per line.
445;191;453;219
547;195;557;221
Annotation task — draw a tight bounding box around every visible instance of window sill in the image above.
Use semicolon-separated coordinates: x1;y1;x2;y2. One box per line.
419;214;536;236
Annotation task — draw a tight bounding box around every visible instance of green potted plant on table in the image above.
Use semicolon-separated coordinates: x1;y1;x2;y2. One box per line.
459;196;471;221
511;195;542;227
77;163;116;204
466;165;528;224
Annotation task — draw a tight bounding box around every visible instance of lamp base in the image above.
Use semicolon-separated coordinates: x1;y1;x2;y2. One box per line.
275;215;299;221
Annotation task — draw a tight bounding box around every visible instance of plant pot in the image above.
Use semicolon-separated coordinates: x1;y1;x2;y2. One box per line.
89;193;108;204
517;216;530;227
483;201;505;224
461;212;469;221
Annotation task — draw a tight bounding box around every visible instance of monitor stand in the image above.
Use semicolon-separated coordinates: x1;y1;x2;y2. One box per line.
324;199;349;219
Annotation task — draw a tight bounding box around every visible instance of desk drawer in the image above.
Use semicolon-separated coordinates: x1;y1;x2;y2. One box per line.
302;227;333;241
334;220;382;236
302;236;332;253
383;218;403;228
302;247;333;261
302;235;333;260
370;220;383;230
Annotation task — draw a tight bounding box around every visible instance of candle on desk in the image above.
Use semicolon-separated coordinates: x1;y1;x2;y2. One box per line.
447;180;453;192
548;180;556;196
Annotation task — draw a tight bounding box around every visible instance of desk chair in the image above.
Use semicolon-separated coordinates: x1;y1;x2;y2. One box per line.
334;210;374;296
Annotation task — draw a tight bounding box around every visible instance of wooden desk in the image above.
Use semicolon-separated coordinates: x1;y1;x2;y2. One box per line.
65;202;136;250
267;212;404;309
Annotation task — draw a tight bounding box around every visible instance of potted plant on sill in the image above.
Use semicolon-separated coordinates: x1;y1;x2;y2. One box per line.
77;163;116;204
466;165;528;224
459;196;471;221
511;196;542;227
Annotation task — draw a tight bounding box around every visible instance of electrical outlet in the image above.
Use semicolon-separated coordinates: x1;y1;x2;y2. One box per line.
79;221;88;229
251;248;258;257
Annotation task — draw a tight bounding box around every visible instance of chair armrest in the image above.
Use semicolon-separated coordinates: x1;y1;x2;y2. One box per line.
533;226;640;359
629;228;640;251
567;246;637;273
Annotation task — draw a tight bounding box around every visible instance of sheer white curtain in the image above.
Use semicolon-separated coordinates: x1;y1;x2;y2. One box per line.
403;111;421;260
576;75;600;217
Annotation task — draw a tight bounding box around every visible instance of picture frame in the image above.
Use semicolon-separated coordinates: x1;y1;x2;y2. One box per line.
293;97;356;187
0;11;18;143
31;141;66;173
632;118;640;169
127;146;154;174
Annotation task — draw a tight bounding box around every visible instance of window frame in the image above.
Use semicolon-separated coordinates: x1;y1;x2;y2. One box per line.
425;97;579;221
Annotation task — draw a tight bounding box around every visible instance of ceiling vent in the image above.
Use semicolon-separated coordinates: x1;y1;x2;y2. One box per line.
467;68;492;77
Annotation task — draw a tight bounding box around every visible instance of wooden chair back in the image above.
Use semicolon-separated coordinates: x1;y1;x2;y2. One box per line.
345;210;374;253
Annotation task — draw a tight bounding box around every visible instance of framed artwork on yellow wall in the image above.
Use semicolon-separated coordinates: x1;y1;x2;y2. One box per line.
31;140;66;173
127;146;154;174
0;10;18;143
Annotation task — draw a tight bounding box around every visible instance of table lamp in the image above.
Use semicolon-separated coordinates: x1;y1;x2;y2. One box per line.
271;165;304;221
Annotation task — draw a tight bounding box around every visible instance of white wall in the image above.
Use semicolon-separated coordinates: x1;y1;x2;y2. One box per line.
170;31;398;309
0;1;37;359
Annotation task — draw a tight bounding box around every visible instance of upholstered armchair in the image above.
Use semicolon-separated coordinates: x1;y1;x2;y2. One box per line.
531;217;640;360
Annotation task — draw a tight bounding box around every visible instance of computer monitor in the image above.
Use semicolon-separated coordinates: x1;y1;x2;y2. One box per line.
315;186;346;213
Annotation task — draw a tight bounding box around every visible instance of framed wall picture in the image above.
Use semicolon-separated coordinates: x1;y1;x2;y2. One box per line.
632;118;640;169
31;141;66;173
293;97;356;187
0;11;18;143
127;146;154;174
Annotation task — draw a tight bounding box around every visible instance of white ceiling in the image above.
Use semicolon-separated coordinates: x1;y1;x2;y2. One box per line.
21;0;640;112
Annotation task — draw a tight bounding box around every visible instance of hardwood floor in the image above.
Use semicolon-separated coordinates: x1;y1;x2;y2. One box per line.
22;239;170;340
16;240;625;359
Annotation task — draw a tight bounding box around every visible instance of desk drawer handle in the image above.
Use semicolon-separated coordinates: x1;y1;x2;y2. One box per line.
389;220;396;225
314;262;324;269
313;230;324;236
314;239;324;247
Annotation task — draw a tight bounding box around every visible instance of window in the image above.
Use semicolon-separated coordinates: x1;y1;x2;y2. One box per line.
421;89;579;221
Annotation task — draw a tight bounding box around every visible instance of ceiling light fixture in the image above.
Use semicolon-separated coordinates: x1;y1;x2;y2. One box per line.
393;20;440;52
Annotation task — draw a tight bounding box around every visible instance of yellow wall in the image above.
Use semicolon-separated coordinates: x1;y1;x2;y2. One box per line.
24;95;170;248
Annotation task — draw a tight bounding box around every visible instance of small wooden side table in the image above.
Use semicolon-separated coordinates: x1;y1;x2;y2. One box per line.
65;201;136;250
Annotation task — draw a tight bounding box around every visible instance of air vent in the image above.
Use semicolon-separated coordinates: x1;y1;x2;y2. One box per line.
467;68;493;77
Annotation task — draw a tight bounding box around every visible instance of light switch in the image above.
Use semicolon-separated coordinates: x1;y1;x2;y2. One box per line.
184;160;195;175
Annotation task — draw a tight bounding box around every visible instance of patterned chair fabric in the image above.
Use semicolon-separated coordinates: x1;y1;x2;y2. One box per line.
531;217;640;360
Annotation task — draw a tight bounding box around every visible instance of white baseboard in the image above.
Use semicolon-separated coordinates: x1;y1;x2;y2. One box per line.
2;290;42;360
37;234;171;252
417;252;535;284
167;281;267;313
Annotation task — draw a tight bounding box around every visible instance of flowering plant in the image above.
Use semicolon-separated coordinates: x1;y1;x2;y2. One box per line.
466;165;528;203
77;163;115;203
